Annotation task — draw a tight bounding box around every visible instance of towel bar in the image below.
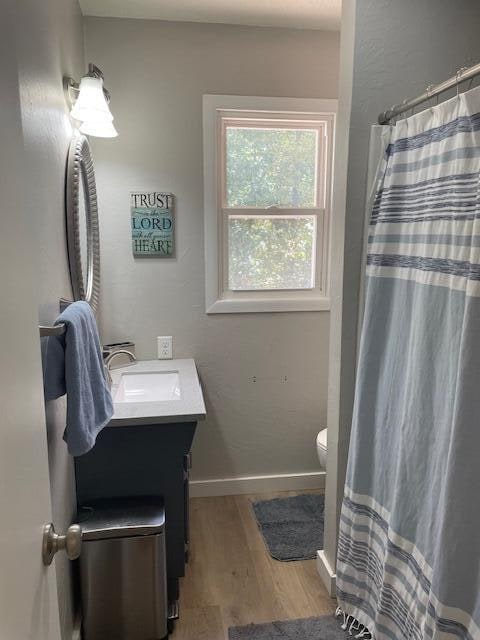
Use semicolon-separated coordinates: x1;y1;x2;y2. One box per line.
39;298;72;337
39;324;66;338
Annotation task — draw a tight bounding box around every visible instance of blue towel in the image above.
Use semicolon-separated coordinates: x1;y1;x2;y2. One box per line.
41;301;113;456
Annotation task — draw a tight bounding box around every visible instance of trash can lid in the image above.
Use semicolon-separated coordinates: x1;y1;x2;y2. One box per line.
78;496;165;541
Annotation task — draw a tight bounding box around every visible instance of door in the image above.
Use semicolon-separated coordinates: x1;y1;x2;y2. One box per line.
0;6;61;640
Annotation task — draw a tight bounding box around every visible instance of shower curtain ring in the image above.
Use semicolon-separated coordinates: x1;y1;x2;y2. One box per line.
388;105;396;125
400;98;411;120
426;84;434;107
456;67;468;97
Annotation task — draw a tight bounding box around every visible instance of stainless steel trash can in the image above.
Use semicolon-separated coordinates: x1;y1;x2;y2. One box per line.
78;497;168;640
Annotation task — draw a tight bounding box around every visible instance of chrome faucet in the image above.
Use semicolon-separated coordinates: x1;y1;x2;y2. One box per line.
104;350;137;387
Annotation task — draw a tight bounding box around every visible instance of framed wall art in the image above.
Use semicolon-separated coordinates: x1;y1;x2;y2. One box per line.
131;191;175;258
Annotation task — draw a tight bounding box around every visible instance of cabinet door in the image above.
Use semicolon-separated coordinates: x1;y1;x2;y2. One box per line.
183;453;191;556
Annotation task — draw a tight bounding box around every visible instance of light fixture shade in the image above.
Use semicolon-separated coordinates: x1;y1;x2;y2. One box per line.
79;117;118;138
70;76;113;123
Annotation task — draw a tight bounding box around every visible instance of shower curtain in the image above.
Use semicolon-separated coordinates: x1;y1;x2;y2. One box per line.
337;86;480;640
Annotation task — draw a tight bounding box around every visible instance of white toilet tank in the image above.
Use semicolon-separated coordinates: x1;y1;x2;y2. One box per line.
316;428;327;469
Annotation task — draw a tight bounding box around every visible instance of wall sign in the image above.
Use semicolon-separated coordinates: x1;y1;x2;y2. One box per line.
130;191;175;258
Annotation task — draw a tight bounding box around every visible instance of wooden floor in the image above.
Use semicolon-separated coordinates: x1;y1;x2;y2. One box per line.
172;491;335;640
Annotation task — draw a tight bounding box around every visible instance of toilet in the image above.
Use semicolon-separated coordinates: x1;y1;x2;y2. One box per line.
316;428;328;469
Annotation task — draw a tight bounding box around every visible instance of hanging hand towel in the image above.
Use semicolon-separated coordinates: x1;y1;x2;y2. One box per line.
41;301;113;456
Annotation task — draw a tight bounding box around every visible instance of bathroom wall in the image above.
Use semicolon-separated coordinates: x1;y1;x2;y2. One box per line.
84;18;340;487
322;0;480;584
16;0;85;636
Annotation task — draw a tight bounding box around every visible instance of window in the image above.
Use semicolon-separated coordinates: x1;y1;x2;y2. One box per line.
203;96;336;313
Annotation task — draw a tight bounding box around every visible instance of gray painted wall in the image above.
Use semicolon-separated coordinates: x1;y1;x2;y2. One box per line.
84;18;340;482
16;0;85;636
323;0;480;574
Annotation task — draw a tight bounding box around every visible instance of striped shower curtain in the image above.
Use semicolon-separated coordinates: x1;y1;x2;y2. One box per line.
337;86;480;639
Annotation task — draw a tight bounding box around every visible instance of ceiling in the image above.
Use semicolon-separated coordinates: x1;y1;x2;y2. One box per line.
79;0;342;31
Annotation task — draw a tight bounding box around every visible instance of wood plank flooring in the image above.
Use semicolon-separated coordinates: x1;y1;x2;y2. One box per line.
172;491;335;640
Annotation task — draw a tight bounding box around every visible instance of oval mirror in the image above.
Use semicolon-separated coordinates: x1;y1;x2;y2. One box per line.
65;133;100;311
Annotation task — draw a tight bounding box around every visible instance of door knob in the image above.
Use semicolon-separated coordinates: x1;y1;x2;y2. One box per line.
42;523;82;566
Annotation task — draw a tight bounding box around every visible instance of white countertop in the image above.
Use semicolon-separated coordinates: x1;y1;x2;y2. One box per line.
108;358;206;426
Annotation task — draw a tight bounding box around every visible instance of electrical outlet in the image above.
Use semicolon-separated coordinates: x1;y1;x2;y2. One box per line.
157;336;173;360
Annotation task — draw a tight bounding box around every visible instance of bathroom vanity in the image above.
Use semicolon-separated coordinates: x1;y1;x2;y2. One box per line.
75;359;206;606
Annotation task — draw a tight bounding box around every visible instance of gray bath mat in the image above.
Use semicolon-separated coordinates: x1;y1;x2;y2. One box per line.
252;493;324;561
229;616;348;639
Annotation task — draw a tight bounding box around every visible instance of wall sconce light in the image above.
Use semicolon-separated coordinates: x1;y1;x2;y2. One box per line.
66;63;118;138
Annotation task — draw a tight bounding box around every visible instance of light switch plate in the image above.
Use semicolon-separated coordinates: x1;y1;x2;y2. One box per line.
157;336;173;359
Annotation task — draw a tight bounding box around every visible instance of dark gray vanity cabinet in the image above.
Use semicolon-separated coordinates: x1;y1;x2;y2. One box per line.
75;421;197;602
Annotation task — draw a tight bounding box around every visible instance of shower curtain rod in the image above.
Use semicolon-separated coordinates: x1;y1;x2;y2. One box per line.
378;61;480;124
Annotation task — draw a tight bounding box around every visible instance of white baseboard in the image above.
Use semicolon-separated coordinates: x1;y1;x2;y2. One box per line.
317;549;336;597
71;612;82;640
189;471;325;497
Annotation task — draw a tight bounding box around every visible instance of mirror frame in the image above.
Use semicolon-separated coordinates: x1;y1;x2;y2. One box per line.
65;133;100;312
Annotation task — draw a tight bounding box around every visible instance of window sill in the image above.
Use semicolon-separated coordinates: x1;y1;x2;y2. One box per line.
206;296;331;314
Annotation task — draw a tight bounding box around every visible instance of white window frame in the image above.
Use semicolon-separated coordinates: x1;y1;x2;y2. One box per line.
203;95;337;314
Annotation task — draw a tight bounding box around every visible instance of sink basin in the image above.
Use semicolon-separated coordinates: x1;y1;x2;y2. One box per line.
114;371;181;403
109;359;206;425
